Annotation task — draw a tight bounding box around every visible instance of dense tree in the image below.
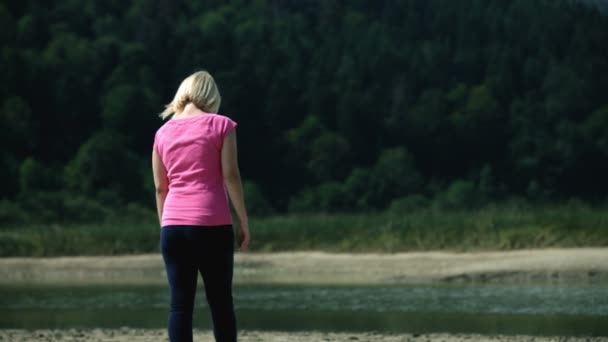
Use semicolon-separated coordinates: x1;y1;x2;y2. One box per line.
1;0;607;222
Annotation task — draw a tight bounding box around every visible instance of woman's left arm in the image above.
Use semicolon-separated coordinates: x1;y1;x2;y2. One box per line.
152;150;168;225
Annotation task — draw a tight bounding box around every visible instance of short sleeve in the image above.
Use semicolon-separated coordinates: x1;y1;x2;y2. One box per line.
219;115;238;139
153;131;162;155
215;115;237;149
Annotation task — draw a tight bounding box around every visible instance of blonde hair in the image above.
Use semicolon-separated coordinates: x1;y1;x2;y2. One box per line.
160;70;221;119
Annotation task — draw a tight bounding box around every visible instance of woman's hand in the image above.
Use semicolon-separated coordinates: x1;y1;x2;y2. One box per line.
237;221;250;252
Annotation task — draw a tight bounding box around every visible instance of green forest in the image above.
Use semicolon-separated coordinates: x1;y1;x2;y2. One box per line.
1;0;608;250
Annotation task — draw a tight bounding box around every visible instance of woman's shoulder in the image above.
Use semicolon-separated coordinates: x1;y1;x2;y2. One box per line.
206;114;238;138
154;120;171;136
156;113;236;133
205;113;237;129
205;113;236;123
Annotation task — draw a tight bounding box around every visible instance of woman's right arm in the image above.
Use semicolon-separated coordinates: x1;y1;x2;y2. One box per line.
221;130;250;251
152;150;169;226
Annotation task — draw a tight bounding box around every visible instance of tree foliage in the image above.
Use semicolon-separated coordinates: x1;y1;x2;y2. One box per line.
1;0;607;222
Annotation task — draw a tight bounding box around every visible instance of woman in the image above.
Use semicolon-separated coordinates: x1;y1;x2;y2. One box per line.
152;70;250;342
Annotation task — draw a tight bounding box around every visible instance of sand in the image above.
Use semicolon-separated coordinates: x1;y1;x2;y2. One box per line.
1;329;607;342
0;248;607;285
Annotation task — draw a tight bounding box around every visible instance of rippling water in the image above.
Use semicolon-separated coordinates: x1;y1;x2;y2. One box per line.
1;284;607;336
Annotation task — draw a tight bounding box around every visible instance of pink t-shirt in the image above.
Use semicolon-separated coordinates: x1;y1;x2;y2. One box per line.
153;113;237;227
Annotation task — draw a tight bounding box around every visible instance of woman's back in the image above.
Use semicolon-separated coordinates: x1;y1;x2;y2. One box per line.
152;70;248;342
154;113;237;226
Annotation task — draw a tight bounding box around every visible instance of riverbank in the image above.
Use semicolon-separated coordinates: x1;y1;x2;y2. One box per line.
1;248;607;285
1;329;607;342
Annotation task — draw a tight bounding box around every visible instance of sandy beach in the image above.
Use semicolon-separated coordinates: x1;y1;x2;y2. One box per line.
1;329;607;342
0;248;607;285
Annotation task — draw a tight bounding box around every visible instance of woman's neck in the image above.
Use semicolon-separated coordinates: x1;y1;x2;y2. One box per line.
174;103;204;119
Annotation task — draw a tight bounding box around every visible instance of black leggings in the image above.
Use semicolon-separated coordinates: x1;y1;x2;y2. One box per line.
160;225;237;342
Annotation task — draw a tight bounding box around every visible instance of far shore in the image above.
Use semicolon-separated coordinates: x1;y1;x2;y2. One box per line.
0;248;607;285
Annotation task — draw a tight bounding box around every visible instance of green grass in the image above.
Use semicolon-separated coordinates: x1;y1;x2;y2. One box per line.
1;203;607;257
0;221;160;257
252;204;608;252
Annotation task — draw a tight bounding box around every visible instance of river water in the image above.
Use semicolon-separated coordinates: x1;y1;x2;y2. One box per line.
1;283;607;336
